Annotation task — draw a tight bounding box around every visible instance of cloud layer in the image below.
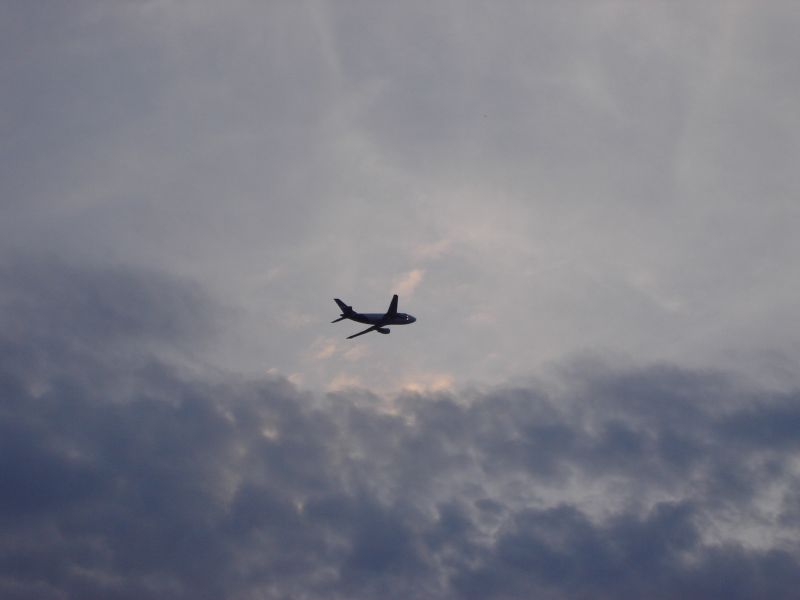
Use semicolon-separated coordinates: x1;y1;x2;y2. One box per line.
3;2;800;597
3;2;799;390
1;260;799;599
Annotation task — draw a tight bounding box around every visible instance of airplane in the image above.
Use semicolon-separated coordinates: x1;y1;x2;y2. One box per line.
331;294;416;339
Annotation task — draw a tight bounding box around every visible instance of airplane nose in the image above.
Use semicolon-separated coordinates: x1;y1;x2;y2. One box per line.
410;315;417;323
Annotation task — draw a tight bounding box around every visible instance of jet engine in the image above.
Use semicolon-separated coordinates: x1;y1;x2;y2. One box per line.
376;327;390;334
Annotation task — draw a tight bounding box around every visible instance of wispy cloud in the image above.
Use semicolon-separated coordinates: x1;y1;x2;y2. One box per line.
391;268;425;298
401;372;455;393
309;337;338;360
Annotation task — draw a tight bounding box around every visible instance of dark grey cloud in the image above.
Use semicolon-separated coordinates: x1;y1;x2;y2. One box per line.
1;258;799;599
0;256;219;391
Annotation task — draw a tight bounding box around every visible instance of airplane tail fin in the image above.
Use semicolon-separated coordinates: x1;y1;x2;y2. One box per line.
385;294;398;318
334;298;354;316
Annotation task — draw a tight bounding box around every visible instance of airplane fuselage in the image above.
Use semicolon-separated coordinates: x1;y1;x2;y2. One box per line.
347;312;416;326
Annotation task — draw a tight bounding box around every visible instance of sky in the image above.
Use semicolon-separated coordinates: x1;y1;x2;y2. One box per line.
2;1;800;598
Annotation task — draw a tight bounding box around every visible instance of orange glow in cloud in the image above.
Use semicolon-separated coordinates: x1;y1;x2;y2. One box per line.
392;269;424;298
401;373;454;394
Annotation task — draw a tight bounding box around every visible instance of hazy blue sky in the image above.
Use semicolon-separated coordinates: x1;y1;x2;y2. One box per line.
2;2;800;598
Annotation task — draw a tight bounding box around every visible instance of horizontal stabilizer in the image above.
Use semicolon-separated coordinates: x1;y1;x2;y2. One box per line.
331;316;347;323
334;298;353;314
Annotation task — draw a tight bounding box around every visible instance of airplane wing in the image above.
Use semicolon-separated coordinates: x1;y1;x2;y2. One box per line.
385;294;399;318
347;325;380;339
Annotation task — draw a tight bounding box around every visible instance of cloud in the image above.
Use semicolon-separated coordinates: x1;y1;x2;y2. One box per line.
1;258;799;599
391;269;425;298
343;345;368;362
4;0;800;596
3;1;800;392
412;239;453;261
327;373;364;392
309;337;338;360
401;372;455;394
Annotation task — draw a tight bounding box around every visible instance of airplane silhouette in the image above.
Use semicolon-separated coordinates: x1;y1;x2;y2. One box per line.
331;294;416;339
